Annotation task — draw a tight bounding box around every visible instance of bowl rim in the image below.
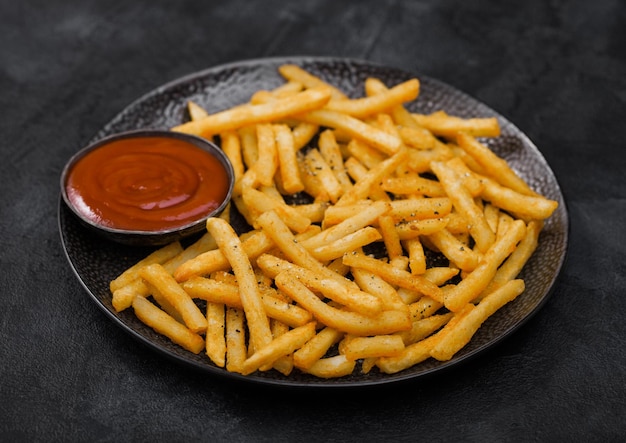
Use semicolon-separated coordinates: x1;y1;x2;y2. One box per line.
60;129;235;240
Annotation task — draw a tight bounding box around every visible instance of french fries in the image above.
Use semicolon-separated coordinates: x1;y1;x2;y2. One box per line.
109;64;558;379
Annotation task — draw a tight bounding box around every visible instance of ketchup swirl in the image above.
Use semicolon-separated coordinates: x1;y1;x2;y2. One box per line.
65;136;230;232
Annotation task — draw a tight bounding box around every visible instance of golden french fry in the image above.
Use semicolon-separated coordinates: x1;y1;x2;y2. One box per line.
225;307;247;373
378;214;403;259
172;86;332;138
205;302;226;367
253;123;278;187
140;263;207;334
339;334;405;360
304;354;356;378
132;296;204;354
479;176;559;220
412;111;501;139
205;217;273;352
325;78;419;119
187;100;209;121
273;123;305;194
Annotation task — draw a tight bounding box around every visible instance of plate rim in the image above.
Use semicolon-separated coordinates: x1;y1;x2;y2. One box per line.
59;55;570;388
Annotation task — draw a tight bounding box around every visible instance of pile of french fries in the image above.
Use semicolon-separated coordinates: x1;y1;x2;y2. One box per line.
109;64;558;378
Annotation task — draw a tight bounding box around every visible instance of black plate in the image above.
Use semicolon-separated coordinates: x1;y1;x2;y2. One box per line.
59;56;569;387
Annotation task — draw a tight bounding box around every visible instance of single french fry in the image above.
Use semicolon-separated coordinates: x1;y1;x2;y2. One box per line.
253;124;278;187
140;263;207;334
219;130;245;182
273;123;305;194
172;86;332;138
404;238;426;275
304;354;356;378
292;121;319;150
325;79;419;119
378;214;403;259
339;334;405;360
444;219;526;312
132;296;204;354
110;242;183;292
412;111;501;139
238;125;258;170
225;307;247;373
479;176;559;220
364;77;422;130
389;198;452;222
206;217;273;352
241;322;317;375
187;100;209;121
205;302;226;367
430;279;525;361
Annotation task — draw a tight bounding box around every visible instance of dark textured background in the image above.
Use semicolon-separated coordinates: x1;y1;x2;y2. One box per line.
1;0;625;441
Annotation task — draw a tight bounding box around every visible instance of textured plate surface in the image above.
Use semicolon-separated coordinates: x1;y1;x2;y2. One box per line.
59;56;569;387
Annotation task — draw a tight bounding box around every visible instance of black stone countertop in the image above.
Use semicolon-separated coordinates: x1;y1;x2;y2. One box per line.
2;1;625;441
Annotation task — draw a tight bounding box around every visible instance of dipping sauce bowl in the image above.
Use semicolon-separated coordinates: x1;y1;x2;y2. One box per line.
60;129;235;246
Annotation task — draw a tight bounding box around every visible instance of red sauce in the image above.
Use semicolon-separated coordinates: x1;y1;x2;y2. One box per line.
65;136;230;232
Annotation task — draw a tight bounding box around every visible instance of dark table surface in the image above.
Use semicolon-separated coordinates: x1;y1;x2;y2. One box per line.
2;0;625;441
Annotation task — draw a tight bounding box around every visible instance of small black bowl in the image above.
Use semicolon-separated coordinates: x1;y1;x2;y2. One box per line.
60;129;235;247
